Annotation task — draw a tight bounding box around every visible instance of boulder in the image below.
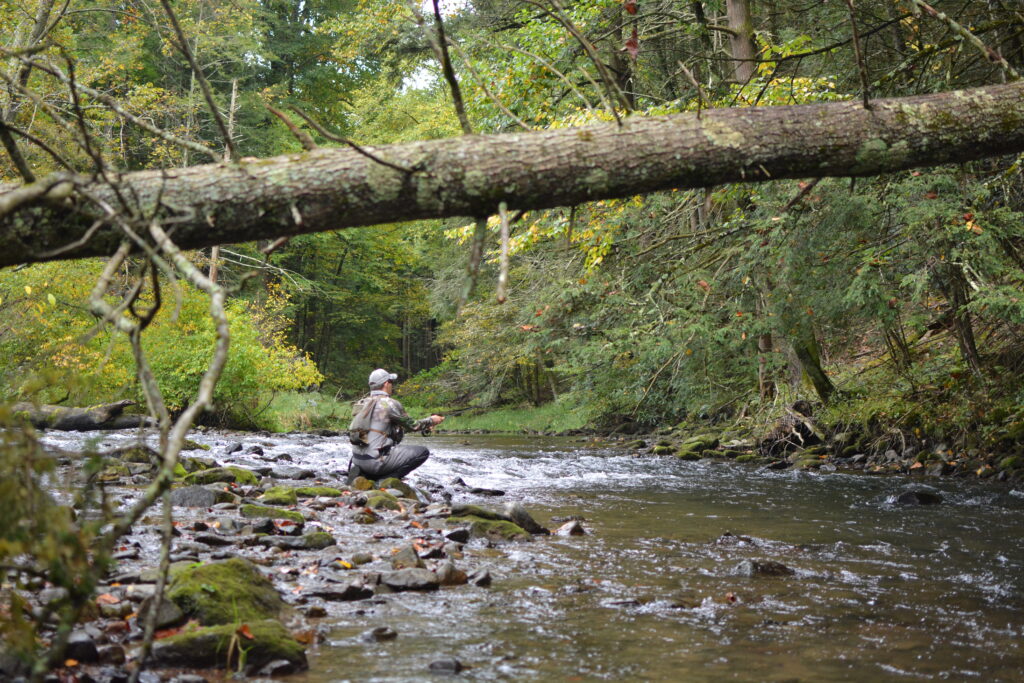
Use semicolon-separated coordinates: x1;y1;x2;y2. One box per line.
554;520;586;536
149;619;307;673
364;491;401;511
446;516;531;542
170;486;234;508
166;558;285;625
435;561;468;586
257;532;336;551
65;630;99;663
378;477;416;498
306;583;374;601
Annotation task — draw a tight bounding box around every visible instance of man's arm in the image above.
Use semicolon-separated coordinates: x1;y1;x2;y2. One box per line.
383;397;443;432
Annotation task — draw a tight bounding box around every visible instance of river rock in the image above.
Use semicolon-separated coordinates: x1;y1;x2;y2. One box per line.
138;595;186;630
166;557;285;625
240;504;305;524
271;465;315;480
554;520;586;536
183;467;259;486
391;545;425;570
447;515;532;542
65;630;99;663
361;626;398;642
429;658;464;673
150;619;307;674
306;583;374;602
257;532;336;551
224;442;243;454
444;528;470;544
380;568;440;592
503;502;550;535
378;477;416;498
435;561;468;586
893;489;943;505
296;486;344;497
261;486;298;506
193;533;236;547
467;568;492;587
731;559;794;577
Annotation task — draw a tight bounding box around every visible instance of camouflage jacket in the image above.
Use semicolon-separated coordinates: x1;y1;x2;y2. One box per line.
348;390;432;457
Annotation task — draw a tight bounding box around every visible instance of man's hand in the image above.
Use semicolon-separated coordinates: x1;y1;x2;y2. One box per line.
429;414;445;426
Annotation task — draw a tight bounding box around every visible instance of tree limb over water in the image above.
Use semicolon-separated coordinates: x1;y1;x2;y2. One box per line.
2;81;1023;268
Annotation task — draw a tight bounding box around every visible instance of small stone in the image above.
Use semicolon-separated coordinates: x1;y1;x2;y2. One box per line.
894;490;943;505
392;545;425;570
138;595;186;630
271;465;315;480
304;606;328;618
224;442;243;454
361;626;398;642
194;533;236;547
306;583;374;602
732;559;794;577
435;561;468;586
380;568;440;592
428;658;463;674
247;445;264;455
503;503;549;535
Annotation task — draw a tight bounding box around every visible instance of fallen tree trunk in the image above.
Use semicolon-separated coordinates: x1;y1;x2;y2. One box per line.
1;81;1023;268
11;399;154;430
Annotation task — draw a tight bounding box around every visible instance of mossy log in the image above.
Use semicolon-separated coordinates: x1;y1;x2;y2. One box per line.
2;82;1023;267
10;400;153;430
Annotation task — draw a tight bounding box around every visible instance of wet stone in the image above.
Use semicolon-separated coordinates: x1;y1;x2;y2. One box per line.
194;533;236;547
444;528;470;543
380;568;440;592
66;630;99;663
391;545;425;570
139;595;186;630
504;502;549;535
429;658;464;674
307;583;374;602
271;465;316;480
554;520;586;536
361;626;398;642
732;559;794;577
467;568;492;587
894;489;943;505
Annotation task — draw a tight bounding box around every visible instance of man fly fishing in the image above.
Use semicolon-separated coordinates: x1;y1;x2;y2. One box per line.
347;368;445;483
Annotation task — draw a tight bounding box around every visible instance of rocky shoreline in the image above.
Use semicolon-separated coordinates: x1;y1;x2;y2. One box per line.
2;433;584;682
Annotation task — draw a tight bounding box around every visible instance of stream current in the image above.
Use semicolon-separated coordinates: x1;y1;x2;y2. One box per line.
40;431;1024;681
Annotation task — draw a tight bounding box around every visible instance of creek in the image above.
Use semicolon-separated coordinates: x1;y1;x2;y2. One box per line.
38;431;1024;681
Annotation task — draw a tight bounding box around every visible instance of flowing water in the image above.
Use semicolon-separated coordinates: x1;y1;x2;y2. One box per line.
38;431;1024;681
301;434;1024;682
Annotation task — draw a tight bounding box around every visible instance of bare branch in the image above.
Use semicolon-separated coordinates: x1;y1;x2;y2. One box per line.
449;42;532;132
289;106;413;174
497;202;510;303
267;105;317;151
907;0;1020;81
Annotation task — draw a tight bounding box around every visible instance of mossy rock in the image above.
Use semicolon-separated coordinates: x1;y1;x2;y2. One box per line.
181;439;211;452
261;486;298;506
800;445;828;457
349;476;375;491
447;515;531;542
240;504;305;524
794;458;823;470
364;491;401;511
681;434;720;452
297;532;336;550
117;446;158;463
295;486;343;498
734;454;760;464
675;448;701;461
378;477;415;498
721;449;744;458
652;445;676;455
625;439;647;449
656;439;673;448
173;463;188;478
181;456;217;472
98;463;130;481
184;467;259;487
150;619;306;673
166;558;285;626
998;456;1021;470
449;504;506;521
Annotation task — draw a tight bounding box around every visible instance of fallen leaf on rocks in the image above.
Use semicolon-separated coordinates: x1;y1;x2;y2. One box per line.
64;659;78;667
96;593;120;605
237;624;255;640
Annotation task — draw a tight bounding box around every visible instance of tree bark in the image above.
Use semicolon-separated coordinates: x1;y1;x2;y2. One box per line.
726;0;757;83
11;399;154;430
2;81;1024;268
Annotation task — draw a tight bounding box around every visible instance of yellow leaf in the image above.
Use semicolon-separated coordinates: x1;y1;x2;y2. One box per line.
25;285;32;295
47;293;57;306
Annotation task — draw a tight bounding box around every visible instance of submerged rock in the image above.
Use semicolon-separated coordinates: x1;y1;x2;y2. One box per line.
447;515;531;542
380;568;440;592
166;557;285;625
149;619;307;673
554;520;586;536
503;502;550;535
731;559;794;577
893;489;943;506
429;657;464;674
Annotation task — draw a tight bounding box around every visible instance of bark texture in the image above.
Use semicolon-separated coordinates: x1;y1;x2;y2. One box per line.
2;81;1024;268
11;399;153;430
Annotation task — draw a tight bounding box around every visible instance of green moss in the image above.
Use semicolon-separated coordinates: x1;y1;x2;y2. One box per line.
173;463;188;478
447;515;531;542
378;477;415;498
735;454;760;464
261;486;298;506
349;476;375;491
676;448;701;461
298;532;336;550
166;558;285;625
364;491;401;511
183;467;259;486
295;486;343;497
998;456;1021;470
151;619;306;671
181;439;211;451
240;504;304;524
449;504;505;521
652;445;676;455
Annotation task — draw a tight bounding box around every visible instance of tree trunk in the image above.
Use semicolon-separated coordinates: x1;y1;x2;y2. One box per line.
726;0;757;83
791;331;837;403
11;400;154;430
3;82;1024;268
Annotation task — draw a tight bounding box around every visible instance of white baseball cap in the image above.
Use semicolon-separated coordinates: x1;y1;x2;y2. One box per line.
368;368;398;387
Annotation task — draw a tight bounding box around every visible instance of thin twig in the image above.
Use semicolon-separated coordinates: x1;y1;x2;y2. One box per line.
503;44;598;114
907;0;1020;80
844;0;872;109
677;61;706;119
267;104;317;151
289;106;413;174
430;0;473;135
448;42;531;131
0;119;36;181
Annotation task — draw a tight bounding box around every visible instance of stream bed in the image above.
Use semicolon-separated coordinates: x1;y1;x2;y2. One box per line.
38;430;1024;681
